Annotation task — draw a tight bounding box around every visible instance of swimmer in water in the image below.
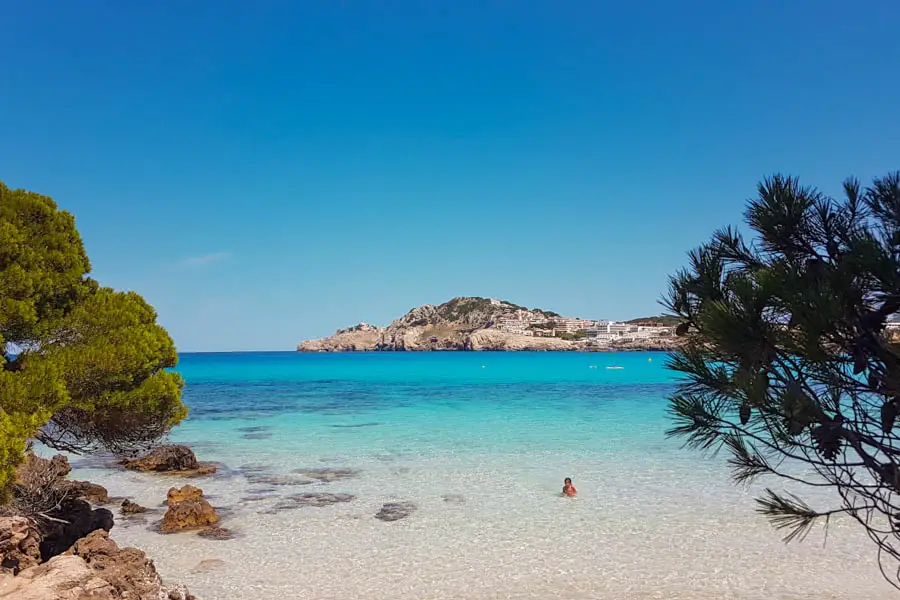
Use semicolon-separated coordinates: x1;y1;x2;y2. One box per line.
562;477;577;497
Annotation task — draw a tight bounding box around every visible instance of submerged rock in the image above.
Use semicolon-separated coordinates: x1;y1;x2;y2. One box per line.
375;501;417;522
442;494;466;504
245;474;314;487
192;558;226;573
121;445;216;477
241;432;273;440
198;526;234;541
292;468;360;482
269;493;355;511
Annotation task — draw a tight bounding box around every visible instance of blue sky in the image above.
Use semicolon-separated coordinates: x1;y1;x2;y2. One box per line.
1;1;898;351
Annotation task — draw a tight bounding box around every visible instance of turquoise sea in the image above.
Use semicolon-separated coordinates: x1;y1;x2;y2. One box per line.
68;351;895;600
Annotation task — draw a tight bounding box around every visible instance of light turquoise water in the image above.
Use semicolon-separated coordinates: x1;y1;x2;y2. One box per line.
68;352;896;600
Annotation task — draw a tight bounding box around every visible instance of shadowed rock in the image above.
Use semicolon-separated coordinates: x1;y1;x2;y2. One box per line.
269;493;355;511
375;501;417;522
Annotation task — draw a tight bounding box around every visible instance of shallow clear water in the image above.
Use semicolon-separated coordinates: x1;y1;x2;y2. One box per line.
68;352;896;599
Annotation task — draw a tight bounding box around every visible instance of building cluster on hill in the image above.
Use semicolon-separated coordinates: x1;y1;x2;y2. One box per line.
492;303;675;346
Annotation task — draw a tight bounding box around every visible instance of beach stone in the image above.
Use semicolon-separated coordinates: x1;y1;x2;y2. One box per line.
39;500;114;560
192;558;226;573
375;501;417;522
0;516;42;574
271;493;355;510
120;445;216;477
198;526;234;541
121;499;147;514
292;468;360;482
442;494;466;504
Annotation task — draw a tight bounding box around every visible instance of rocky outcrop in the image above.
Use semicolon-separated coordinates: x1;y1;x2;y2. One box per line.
0;517;42;574
298;296;683;352
161;486;219;533
60;481;108;505
120;445;216;477
0;531;196;600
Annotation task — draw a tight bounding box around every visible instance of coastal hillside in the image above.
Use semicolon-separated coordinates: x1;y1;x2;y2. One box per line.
297;297;681;352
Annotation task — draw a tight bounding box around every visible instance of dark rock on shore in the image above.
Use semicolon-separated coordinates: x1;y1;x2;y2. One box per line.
375;501;417;522
121;445;217;477
39;499;114;560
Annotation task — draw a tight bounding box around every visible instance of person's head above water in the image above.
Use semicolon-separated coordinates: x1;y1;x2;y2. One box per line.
564;477;572;485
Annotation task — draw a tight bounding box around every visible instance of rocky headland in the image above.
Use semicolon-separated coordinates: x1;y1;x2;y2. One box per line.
298;297;683;352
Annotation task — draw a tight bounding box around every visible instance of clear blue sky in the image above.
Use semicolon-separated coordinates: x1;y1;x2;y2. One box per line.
1;1;898;351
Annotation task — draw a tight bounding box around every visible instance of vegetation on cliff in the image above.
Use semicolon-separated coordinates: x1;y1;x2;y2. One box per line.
0;180;186;503
665;172;900;586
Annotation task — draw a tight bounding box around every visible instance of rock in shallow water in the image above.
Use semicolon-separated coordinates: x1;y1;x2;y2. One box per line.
120;445;216;477
241;432;273;439
161;486;219;534
268;493;356;511
198;526;234;541
192;558;226;573
291;468;360;482
442;494;466;504
375;501;417;522
120;499;147;514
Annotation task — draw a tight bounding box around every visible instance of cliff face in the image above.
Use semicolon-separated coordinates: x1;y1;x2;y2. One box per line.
297;297;682;352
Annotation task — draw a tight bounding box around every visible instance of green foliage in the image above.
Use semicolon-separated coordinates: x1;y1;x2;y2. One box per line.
665;172;900;586
0;181;185;503
556;329;587;341
626;315;682;326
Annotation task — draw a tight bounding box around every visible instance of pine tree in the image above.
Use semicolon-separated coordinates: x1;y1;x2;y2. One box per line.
0;181;186;502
